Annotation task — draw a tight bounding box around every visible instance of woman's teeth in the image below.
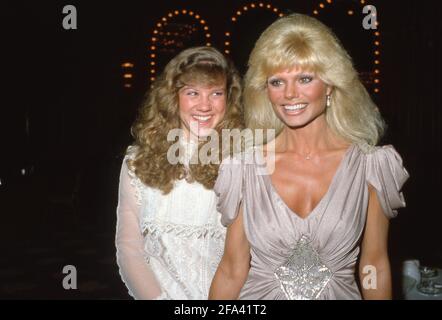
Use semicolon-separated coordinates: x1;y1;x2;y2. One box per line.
192;115;212;122
284;103;308;111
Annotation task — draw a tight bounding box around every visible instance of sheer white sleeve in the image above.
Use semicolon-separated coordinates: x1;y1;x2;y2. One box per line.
115;155;166;300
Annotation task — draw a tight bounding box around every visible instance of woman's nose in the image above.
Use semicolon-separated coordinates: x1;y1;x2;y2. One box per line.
284;83;298;100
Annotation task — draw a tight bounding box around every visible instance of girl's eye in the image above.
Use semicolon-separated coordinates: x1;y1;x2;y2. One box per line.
268;79;283;87
299;76;313;84
186;91;198;96
213;91;224;96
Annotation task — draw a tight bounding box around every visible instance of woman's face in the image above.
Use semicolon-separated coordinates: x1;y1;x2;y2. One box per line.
178;80;227;138
266;66;331;129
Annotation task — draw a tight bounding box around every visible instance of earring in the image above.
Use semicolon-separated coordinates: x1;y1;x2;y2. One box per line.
326;94;331;108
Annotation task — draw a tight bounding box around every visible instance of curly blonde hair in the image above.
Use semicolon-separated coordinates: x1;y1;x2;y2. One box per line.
244;14;385;149
128;46;243;194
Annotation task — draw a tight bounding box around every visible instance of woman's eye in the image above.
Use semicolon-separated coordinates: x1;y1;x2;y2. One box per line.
213;91;224;96
299;76;313;84
268;79;283;87
187;91;198;96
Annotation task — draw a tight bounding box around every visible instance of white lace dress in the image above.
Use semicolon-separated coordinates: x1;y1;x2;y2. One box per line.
115;145;226;300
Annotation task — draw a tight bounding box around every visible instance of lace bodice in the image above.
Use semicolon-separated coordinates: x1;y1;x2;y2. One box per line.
115;145;226;299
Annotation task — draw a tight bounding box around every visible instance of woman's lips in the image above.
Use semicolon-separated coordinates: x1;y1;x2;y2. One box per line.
282;103;308;115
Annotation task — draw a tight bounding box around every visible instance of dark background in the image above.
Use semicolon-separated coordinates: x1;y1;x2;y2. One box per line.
1;0;441;299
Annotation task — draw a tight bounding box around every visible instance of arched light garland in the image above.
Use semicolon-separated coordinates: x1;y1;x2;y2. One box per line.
148;9;212;82
224;2;284;55
312;0;381;94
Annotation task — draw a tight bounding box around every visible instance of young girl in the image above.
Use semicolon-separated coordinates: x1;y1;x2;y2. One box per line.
116;46;242;299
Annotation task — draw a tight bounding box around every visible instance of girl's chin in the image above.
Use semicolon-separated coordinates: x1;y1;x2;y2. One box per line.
185;128;213;139
189;129;215;139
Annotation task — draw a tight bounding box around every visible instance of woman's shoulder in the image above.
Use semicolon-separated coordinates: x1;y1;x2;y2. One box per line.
350;143;402;162
354;144;407;171
219;146;261;167
364;143;408;175
343;144;408;181
362;144;409;218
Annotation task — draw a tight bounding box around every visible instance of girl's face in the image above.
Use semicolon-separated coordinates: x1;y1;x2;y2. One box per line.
266;66;331;129
178;81;227;138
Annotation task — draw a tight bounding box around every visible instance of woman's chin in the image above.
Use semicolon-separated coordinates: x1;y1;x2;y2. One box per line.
279;116;308;129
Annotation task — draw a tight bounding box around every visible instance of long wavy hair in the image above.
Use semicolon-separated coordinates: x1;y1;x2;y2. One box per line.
128;46;243;194
244;13;385;149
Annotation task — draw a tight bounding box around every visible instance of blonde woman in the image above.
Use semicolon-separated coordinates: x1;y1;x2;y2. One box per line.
116;46;242;299
210;14;409;300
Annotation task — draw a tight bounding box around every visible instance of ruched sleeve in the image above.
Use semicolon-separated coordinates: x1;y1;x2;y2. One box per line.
214;156;244;227
115;147;165;299
366;145;409;219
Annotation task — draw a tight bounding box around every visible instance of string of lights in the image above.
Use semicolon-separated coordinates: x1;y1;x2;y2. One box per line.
147;9;212;83
121;1;381;95
312;0;381;94
224;2;284;55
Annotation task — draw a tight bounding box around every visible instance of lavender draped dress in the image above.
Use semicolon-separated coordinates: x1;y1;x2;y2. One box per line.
214;144;409;300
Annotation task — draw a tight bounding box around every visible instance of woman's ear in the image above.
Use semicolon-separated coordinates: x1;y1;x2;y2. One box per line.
326;85;333;96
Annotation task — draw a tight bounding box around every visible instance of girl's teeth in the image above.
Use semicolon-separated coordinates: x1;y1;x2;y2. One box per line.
193;115;212;121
